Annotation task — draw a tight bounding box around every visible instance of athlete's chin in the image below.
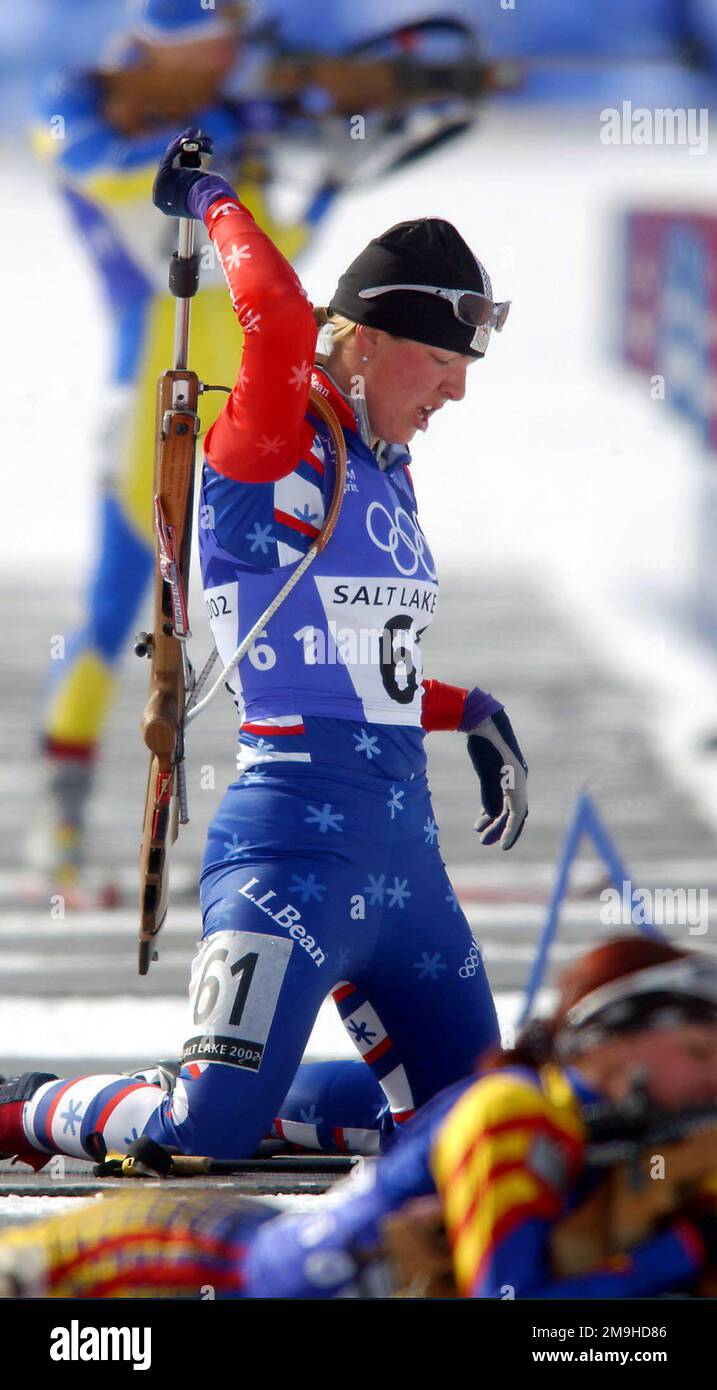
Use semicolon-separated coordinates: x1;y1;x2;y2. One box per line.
376;415;417;446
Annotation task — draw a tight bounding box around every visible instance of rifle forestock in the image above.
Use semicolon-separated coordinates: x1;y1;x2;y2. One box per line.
140;369;198;758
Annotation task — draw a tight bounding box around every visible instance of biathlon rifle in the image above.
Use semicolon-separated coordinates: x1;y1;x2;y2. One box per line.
385;1087;717;1299
135;134;202;978
136;140;347;977
552;1085;717;1293
96;17;518;138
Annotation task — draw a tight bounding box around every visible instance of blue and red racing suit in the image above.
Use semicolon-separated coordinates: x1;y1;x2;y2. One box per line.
17;185;500;1165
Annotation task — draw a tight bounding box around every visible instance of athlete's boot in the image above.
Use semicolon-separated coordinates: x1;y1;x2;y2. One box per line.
0;1072;59;1170
127;1059;181;1092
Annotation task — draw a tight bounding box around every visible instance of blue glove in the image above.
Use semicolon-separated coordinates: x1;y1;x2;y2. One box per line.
152;126;237;221
466;709;528;851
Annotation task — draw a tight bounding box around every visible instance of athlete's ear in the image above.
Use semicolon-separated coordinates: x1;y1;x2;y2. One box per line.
356;324;381;361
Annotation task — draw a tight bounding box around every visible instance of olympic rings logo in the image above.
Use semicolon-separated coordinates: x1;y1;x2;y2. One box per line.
459;944;483;979
365;502;437;580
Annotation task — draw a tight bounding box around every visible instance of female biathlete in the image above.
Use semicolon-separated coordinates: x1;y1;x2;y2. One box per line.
2;938;717;1298
0;128;528;1168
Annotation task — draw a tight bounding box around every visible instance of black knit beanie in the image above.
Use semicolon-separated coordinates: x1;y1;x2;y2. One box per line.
329;218;494;359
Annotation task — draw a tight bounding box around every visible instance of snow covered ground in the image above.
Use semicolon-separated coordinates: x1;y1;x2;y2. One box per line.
0;989;539;1064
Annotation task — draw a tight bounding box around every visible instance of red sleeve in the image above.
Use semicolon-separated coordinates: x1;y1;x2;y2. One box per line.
201;195;318;484
421;679;468;732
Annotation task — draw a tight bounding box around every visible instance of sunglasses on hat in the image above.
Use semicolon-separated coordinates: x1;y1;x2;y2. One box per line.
357;282;511;335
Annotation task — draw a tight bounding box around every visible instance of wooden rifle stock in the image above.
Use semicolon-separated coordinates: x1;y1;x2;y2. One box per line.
138;368;199;975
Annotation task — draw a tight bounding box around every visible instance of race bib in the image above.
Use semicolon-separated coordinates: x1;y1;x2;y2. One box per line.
183;930;292;1072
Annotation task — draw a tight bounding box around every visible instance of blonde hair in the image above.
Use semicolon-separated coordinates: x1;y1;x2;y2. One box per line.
313;308;358;346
